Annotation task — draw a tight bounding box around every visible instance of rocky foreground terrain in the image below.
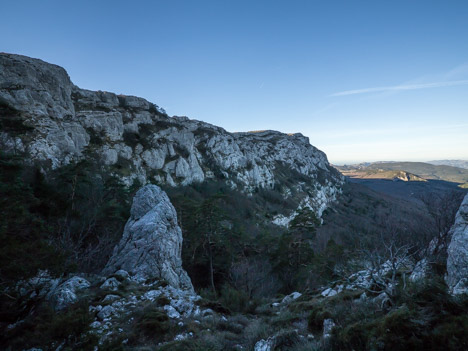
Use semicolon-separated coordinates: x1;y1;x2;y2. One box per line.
1;54;468;350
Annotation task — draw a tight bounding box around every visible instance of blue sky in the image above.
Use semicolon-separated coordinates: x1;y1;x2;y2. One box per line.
2;0;467;164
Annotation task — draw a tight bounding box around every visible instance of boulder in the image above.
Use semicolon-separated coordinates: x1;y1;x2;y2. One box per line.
409;258;430;282
254;338;275;351
47;276;90;310
100;277;121;291
17;270;60;299
321;287;338;297
97;305;116;320
102;294;120;303
103;185;193;291
281;291;302;304
323;318;336;339
114;269;130;281
164;305;181;319
446;194;468;294
254;330;300;351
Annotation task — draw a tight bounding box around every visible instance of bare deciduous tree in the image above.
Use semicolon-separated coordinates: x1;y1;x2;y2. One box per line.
230;257;280;298
417;190;465;261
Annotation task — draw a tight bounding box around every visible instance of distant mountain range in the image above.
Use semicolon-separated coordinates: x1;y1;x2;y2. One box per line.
427;160;468;169
336;161;468;188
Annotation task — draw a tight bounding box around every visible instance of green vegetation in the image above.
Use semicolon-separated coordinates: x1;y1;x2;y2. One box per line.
2;301;96;350
130;307;170;341
0;103;34;135
166;181;338;304
164;178;463;324
329;279;468;351
0;153;66;283
1;148;466;350
0;152;132;348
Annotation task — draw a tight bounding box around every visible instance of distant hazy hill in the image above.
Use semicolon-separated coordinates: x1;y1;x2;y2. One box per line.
337;168;426;182
428;160;468;170
337;161;468;186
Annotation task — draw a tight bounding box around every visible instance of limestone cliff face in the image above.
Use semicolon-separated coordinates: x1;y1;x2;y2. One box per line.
0;53;343;220
446;194;468;294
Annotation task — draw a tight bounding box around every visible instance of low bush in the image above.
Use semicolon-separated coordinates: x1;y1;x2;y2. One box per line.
156;294;171;306
218;284;256;313
128;306;171;343
308;305;333;333
329;278;468;350
196;296;232;315
2;301;96;350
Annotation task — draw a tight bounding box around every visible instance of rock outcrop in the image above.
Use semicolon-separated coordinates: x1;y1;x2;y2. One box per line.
446;194;468;294
103;184;193;291
87;280;202;343
47;276;91;310
0;53;343;222
254;330;301;351
15;272;90;311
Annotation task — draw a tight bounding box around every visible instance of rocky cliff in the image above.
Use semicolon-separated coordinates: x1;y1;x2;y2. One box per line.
446;193;468;294
0;53;343;221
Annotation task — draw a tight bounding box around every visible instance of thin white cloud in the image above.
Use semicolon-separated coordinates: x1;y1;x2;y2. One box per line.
445;62;468;79
330;79;468;97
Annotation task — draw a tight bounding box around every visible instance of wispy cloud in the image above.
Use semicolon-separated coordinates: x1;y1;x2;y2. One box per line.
330;79;468;97
444;62;468;79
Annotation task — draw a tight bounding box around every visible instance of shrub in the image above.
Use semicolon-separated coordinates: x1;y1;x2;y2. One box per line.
271;329;302;349
0;104;34;135
156;295;171;307
308;306;332;333
128;307;170;344
331;320;374;351
329;279;468;350
138;310;170;336
2;302;96;350
196;296;231;315
219;284;251;313
0;153;66;282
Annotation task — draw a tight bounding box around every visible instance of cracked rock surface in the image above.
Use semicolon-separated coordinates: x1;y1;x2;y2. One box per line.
0;53;343;222
446;194;468;294
103;185;193;291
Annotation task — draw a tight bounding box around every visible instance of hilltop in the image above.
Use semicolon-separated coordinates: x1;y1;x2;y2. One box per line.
428;160;468;170
337;161;468;190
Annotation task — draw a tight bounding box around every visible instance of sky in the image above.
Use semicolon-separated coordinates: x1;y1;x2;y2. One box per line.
1;0;467;164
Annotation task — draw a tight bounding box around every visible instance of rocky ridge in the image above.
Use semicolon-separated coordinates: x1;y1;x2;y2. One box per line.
0;53;343;223
446;193;468;294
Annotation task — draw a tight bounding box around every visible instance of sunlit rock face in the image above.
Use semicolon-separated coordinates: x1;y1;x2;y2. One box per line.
0;53;343;218
446;194;468;295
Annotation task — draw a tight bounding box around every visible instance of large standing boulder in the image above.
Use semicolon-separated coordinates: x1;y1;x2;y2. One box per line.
103;185;193;291
446;194;468;295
